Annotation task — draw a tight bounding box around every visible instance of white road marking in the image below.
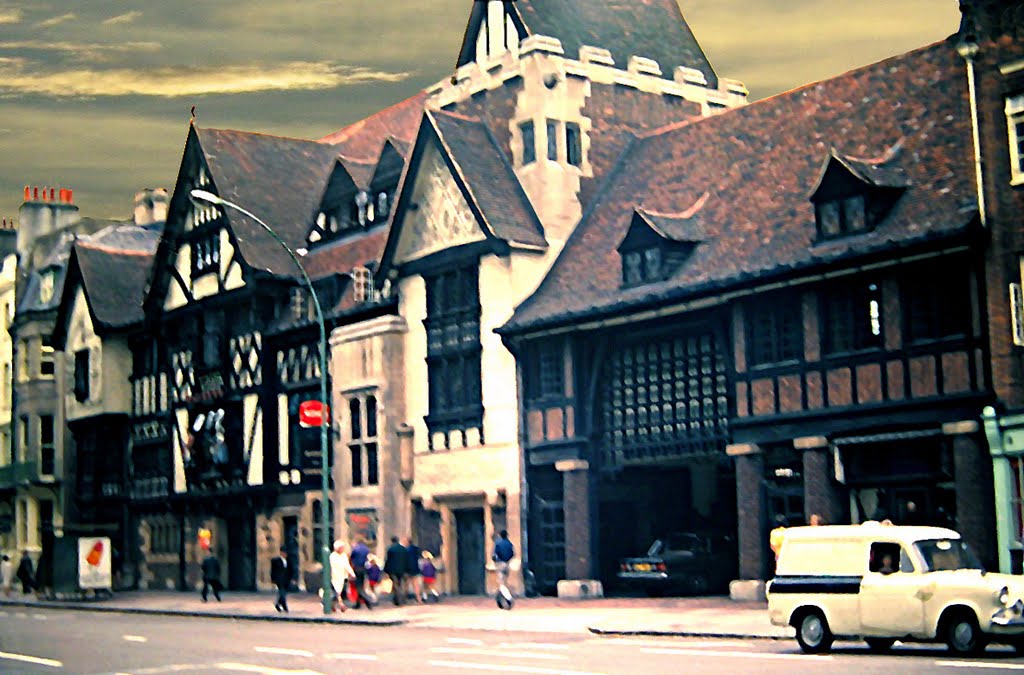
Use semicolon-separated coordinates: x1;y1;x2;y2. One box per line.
112;665;204;674
641;648;832;662
32;613;47;620
432;647;568;661
15;611;27;618
588;638;752;649
324;653;379;661
428;661;606;675
0;650;63;668
0;610;7;616
446;637;485;646
216;664;325;675
123;634;149;642
253;647;314;658
498;643;571;651
937;661;1024;670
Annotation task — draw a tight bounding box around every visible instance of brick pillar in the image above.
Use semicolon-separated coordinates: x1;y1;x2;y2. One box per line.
800;439;844;525
558;459;593;579
950;425;997;570
731;446;765;580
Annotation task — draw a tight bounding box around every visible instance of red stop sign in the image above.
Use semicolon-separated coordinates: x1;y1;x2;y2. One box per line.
298;400;330;427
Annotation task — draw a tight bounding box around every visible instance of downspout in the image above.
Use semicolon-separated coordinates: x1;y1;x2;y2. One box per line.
958;39;987;227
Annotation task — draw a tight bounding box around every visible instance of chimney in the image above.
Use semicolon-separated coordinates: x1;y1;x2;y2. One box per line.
958;0;1024;42
17;184;80;259
133;187;169;226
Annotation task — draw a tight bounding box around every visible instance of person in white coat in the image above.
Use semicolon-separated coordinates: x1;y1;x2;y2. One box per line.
0;554;12;597
329;540;355;613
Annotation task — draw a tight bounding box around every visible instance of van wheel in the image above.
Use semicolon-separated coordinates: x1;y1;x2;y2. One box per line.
795;609;833;654
945;612;985;656
865;637;895;653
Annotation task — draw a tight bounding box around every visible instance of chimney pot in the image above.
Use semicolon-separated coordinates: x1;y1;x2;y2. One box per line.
33;187;38;200
24;186;29;201
49;188;54;201
67;189;73;203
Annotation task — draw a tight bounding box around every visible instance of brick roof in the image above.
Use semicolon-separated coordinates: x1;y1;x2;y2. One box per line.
504;40;976;335
458;0;717;87
196;127;340;277
319;92;428;161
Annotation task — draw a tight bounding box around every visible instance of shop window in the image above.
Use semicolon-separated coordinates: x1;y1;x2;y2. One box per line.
821;279;883;355
74;348;91;402
746;290;804;366
349;394;378;486
312;498;334;559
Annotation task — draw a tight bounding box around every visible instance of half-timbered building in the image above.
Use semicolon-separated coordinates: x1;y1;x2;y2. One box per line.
501;26;1003;598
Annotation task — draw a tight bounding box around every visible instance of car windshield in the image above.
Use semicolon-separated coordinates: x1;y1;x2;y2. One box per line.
914;538;984;572
647;534;701;556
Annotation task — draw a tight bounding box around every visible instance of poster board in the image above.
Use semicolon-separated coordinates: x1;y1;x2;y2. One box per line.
78;536;112;589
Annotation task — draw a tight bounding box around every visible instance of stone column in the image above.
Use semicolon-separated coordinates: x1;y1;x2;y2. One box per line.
797;436;843;525
556;459;599;597
947;421;997;570
728;443;765;601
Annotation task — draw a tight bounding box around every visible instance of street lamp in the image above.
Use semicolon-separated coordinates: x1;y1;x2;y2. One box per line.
190;189;334;616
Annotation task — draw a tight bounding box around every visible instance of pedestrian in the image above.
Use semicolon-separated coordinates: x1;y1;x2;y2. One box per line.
201;551;223;602
383;536;408;606
404;537;423;603
329;540;353;613
420;551;440;602
769;515;788;561
808;513;824;526
365;554;382;605
270;546;290;613
16;551;34;594
492;530;515;610
0;553;12;597
349;537;373;609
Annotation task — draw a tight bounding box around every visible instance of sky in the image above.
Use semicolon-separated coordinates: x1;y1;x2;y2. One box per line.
0;1;962;222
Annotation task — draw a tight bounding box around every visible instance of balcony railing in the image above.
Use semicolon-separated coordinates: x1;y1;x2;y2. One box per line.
0;461;39;487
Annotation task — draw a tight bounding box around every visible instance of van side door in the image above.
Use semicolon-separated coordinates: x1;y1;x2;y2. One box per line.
858;541;926;636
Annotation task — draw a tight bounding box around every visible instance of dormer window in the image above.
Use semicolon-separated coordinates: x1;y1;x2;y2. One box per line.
39;270;54;304
811;148;907;241
618;207;705;287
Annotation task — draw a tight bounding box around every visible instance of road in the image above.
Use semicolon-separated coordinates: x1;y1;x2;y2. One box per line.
2;607;1024;674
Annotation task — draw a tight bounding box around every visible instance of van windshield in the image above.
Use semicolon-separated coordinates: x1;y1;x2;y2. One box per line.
914;538;983;572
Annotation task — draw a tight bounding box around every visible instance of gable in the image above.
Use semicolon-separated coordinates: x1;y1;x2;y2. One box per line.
392;143;487;266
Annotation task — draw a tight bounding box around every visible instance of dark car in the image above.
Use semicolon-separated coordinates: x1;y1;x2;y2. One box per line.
617;532;737;596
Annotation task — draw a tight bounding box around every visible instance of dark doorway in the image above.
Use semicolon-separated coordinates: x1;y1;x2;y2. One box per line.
227;517;256;590
455;508;485;595
282;516;300;591
528;466;565;595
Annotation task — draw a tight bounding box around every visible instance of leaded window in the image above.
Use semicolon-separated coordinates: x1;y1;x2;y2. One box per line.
546;119;558;161
40;414;55;475
566;122;582;167
821;279;883;355
74;348;90;402
349;394;378;487
746;291;803;366
903;261;971;343
520;120;536;165
601;331;729;464
424;264;482;436
191;233;220;276
815;194;869;239
525;339;566;400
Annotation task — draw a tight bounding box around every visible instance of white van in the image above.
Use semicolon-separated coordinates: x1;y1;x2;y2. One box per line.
766;523;1024;655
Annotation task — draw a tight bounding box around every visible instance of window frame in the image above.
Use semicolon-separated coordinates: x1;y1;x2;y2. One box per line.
39;414;55;476
902;261;972;344
565;122;582;167
348;394;379;487
546;119;559;161
1007;93;1024;186
40;345;55;378
74;348;91;402
746;290;804;367
815;193;871;240
820;279;883;356
519;120;536;165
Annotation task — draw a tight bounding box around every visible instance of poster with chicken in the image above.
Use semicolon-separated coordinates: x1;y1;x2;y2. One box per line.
78;537;112;590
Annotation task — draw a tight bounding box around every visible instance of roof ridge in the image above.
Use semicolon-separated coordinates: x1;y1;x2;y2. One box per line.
76;240;154;257
198;126;327;145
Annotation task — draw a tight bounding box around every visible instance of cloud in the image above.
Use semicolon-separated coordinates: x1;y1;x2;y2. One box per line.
0;61;412;97
35;12;75;28
103;11;142;25
0;40;162;58
0;8;21;24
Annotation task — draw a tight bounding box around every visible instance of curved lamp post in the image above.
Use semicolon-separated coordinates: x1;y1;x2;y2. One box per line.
190;189;334;615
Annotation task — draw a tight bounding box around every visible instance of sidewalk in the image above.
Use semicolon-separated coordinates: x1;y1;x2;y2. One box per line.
0;590;793;639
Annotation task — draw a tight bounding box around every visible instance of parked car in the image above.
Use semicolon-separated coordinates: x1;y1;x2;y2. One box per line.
617;532;736;596
767;523;1024;655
